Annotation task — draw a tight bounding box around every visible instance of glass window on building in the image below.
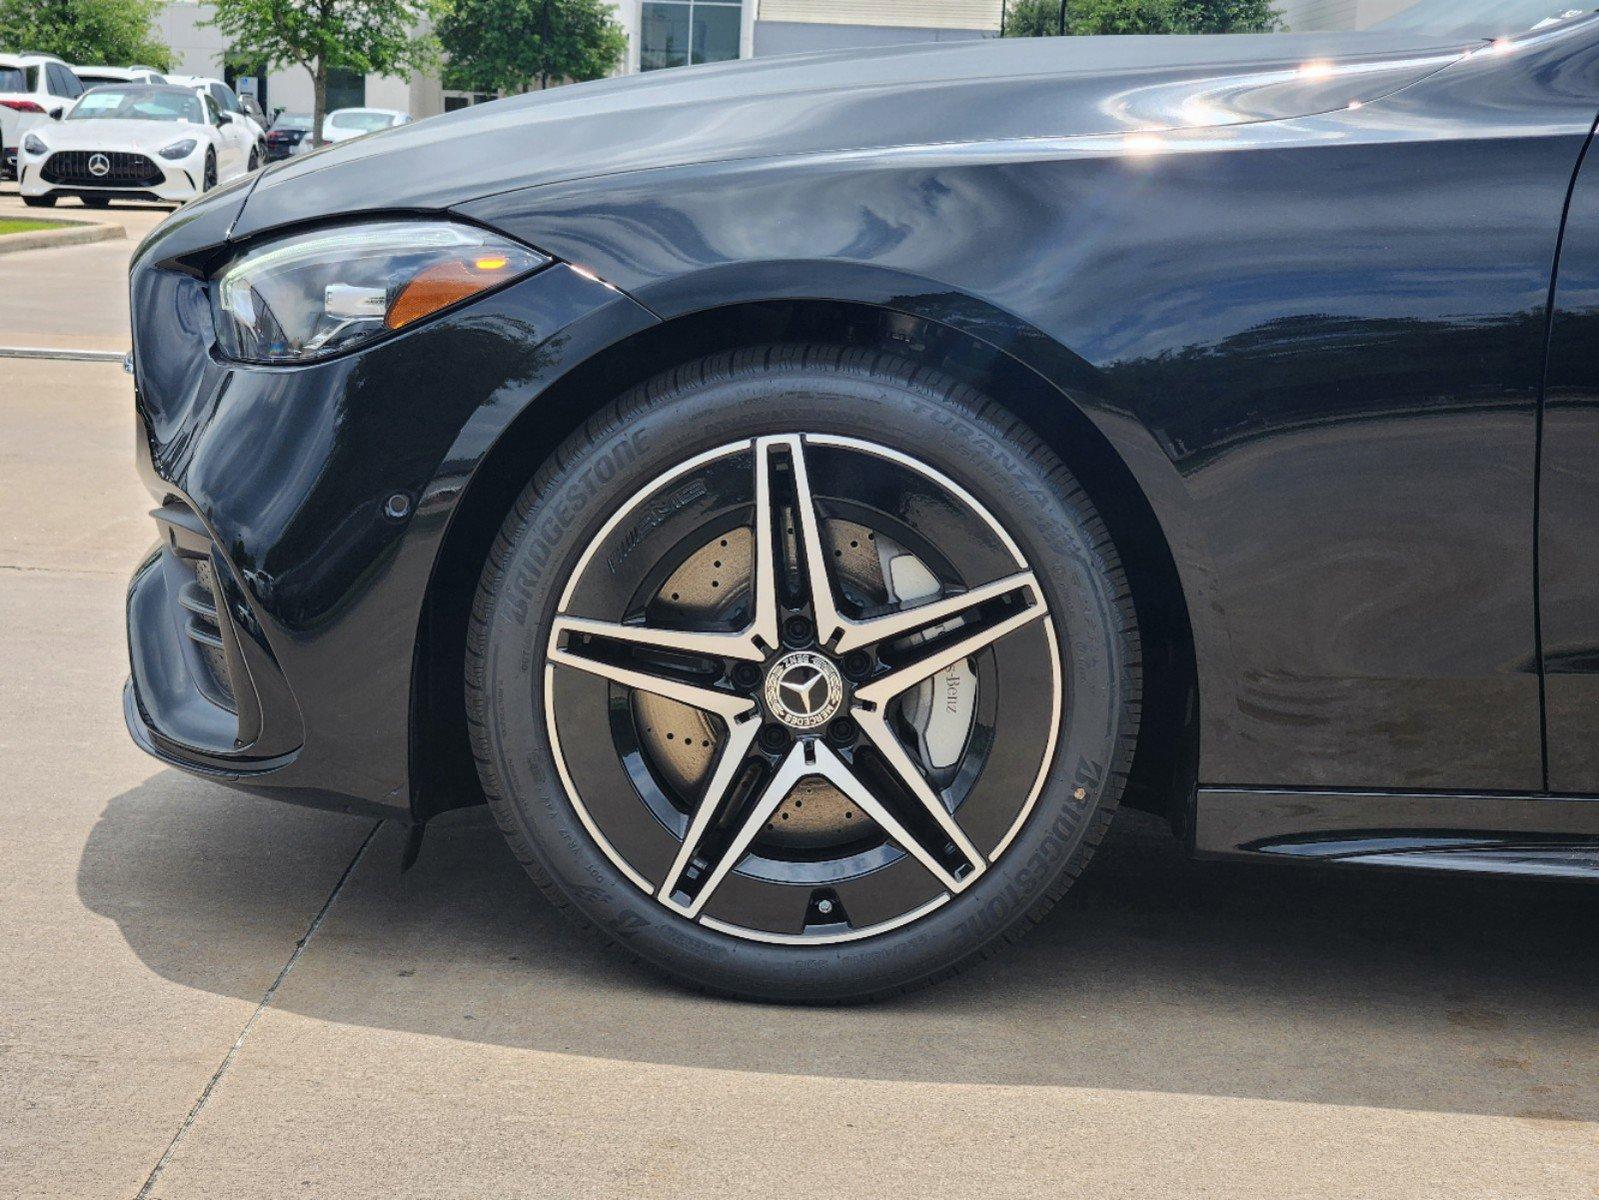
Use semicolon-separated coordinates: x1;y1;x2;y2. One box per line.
641;0;742;71
325;68;366;112
443;92;496;112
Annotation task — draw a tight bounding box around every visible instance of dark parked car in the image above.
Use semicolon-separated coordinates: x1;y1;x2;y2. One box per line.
262;111;311;161
125;3;1599;1002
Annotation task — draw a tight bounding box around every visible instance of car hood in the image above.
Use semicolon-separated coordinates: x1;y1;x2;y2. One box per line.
39;119;205;153
236;30;1479;239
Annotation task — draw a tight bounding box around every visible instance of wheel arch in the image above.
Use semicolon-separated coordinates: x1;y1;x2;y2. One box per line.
410;295;1200;836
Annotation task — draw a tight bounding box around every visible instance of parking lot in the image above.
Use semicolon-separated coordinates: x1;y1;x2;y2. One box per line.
1;186;1597;1199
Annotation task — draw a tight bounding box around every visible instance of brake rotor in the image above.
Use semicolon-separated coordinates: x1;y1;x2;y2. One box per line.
631;516;974;854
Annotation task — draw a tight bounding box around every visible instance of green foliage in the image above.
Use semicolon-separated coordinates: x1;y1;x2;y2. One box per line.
0;217;67;234
206;0;443;142
440;0;627;93
1171;0;1282;31
1004;0;1281;36
0;0;173;70
206;0;442;78
1003;0;1061;37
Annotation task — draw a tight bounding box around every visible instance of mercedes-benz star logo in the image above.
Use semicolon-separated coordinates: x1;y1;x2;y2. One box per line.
763;651;844;731
782;666;828;715
87;153;110;178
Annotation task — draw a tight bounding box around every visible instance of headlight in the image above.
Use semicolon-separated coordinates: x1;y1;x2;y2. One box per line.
159;139;198;160
211;220;549;363
22;133;47;155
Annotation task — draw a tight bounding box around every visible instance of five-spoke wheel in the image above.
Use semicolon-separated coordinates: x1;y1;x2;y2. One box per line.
545;433;1057;939
469;347;1138;999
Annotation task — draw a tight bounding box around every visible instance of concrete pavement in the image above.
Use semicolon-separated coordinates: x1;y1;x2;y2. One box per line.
0;189;169;354
1;204;1597;1200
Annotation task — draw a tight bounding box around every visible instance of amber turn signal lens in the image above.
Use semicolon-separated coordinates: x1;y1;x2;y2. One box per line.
385;256;515;330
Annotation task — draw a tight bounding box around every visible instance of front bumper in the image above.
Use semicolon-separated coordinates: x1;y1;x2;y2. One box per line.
124;212;655;818
126;501;304;766
20;151;203;203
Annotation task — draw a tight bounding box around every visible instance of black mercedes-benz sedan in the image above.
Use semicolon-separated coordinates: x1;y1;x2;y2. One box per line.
124;3;1599;1001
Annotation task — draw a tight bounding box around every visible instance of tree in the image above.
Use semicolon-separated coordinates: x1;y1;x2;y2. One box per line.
1003;0;1280;37
0;0;173;70
205;0;443;145
1169;0;1281;31
440;0;626;94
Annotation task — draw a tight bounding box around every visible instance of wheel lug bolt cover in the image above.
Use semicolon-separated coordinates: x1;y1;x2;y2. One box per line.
732;663;761;689
842;650;871;679
826;717;857;745
782;615;813;645
759;725;789;751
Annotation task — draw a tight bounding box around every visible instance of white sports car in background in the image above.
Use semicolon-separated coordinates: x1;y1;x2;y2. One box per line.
166;74;268;157
17;82;257;208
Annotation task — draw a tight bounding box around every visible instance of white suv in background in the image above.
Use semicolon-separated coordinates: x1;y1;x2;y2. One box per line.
1;53;85;179
73;66;168;89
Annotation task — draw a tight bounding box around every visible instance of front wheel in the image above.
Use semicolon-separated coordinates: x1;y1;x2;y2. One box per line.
467;346;1141;1001
202;151;216;192
81;196;110;209
22;195;55;208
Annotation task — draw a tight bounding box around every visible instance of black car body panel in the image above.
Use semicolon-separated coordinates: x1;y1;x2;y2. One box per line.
1541;138;1599;798
125;19;1599;865
127;256;657;814
458;23;1599;795
231;32;1474;238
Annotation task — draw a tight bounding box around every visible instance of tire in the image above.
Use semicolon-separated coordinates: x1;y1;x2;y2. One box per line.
202;151;216;193
22;195;55;208
248;147;260;172
467;346;1141;1001
82;197;110;209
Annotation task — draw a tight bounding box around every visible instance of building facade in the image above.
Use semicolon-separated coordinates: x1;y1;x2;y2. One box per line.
754;0;1002;57
1274;0;1415;30
156;0;1004;122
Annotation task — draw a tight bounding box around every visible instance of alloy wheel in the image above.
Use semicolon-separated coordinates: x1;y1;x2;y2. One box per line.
543;433;1063;944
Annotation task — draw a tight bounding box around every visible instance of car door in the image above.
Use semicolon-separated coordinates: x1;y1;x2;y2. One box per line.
1538;126;1599;794
42;63;76;119
212;83;257;164
200;93;239;176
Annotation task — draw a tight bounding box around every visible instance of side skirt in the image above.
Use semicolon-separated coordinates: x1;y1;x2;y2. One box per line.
1193;788;1599;881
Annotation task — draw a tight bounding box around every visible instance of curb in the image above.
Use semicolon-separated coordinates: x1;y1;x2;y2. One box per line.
0;219;124;256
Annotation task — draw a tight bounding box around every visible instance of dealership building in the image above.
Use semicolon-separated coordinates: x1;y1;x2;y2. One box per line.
155;0;1005;121
1274;0;1414;28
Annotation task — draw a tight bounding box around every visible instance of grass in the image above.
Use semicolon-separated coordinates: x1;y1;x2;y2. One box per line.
0;217;69;236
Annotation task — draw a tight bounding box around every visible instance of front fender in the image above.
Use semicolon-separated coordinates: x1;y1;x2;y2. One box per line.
421;243;1226;810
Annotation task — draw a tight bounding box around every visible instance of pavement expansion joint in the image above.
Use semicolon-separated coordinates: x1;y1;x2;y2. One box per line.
132;819;385;1200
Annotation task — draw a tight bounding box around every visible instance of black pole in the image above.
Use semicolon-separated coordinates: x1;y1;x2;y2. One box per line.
1059;0;1068;35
